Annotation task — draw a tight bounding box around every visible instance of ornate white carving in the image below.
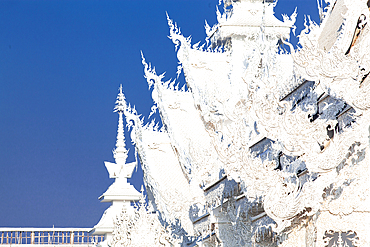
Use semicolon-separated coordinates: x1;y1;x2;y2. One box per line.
105;0;370;245
111;190;180;247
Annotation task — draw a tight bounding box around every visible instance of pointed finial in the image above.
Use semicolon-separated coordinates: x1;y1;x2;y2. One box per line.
139;185;146;205
114;85;126;113
113;85;128;165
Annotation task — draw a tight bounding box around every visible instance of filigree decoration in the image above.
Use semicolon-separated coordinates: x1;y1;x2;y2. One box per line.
323;230;359;247
114;0;370;245
111;193;179;247
289;0;370;110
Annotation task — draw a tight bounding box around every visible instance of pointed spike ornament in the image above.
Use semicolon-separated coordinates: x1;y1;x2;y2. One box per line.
139;185;146;205
113;85;128;165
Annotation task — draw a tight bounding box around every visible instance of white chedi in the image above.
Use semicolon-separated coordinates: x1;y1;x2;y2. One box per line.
91;85;141;247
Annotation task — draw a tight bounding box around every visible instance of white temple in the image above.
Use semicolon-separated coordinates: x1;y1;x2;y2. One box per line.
94;0;370;246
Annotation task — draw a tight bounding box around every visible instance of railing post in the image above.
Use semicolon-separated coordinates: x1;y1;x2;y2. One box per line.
31;231;35;244
32;231;35;244
70;231;74;245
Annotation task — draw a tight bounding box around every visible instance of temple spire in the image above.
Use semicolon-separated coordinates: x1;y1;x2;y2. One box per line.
113;85;128;165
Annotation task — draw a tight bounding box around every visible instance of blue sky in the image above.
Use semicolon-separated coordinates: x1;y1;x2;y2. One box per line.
0;0;320;227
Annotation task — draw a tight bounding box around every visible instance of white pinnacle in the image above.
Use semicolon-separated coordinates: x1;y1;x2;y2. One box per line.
113;85;128;165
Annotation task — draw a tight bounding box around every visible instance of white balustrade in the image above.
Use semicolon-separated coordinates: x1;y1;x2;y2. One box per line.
0;228;104;246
